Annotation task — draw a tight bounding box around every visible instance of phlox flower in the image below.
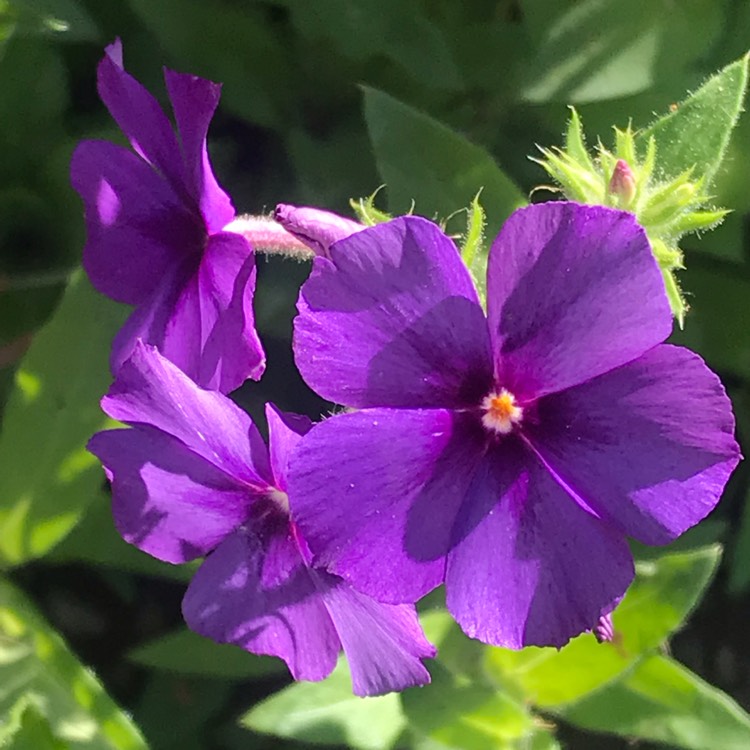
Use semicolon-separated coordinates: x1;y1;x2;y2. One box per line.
88;342;434;696
287;201;740;649
71;40;264;393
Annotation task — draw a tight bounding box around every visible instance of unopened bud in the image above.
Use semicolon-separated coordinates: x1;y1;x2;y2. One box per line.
593;613;615;643
274;204;363;258
222;214;313;259
608;160;637;208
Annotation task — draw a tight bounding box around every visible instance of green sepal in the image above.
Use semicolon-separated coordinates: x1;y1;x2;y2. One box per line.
460;191;488;303
662;266;687;329
350;186;392;226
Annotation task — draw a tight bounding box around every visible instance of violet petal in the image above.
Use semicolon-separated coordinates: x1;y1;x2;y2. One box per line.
164;69;235;232
525;344;741;545
311;568;434;696
97;41;186;193
89;427;254;563
294;216;493;409
70;140;198;305
110;233;265;392
182;526;341;682
102;342;272;487
446;441;634;649
287;407;487;604
265;404;312;493
486;203;672;400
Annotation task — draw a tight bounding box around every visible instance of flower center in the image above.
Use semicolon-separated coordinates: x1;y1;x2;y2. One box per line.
268;487;290;514
481;389;523;435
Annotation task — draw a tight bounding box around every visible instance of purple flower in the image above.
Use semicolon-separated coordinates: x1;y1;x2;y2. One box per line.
88;342;434;696
70;40;264;393
287;202;740;649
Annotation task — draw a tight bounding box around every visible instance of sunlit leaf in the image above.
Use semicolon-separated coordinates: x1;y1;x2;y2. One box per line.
363;87;526;240
0;575;147;748
402;662;538;750
485;546;720;707
520;0;722;104
241;656;406;750
0;273;125;566
561;653;750;750
637;54;749;185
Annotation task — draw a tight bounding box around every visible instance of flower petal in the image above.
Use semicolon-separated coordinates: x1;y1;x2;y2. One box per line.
193;232;265;390
446;441;634;648
486;203;672;399
288;408;487;604
110;233;265;392
70;140;199;304
103;342;272;488
314;570;434;696
295;216;492;409
109;258;191;371
182;525;341;682
266;404;312;493
89;427;253;563
524;344;741;545
97;41;186;193
164;69;235;232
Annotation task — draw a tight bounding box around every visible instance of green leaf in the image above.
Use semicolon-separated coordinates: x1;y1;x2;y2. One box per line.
1;697;68;749
0;37;67;181
637;54;749;185
418;608;485;682
363;87;526;241
0;273;126;566
285;0;460;90
241;656;406;750
126;0;294;130
0;575;147;748
561;653;750;750
485;546;720;707
402;662;539;750
129;627;285;680
520;0;723;104
669;260;750;380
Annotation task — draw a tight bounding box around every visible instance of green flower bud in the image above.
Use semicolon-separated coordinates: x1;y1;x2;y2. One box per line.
532;109;726;325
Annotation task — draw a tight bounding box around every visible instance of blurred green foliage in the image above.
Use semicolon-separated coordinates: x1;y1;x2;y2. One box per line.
1;1;750;748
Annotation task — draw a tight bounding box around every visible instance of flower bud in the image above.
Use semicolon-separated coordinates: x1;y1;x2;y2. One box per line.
593;613;615;643
608;160;637;209
274;204;362;258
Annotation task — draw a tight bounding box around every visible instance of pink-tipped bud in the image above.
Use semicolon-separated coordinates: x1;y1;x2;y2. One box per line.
274;204;363;258
593;613;615;643
608;160;637;208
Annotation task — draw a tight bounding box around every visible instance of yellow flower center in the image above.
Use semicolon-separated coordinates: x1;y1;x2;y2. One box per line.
481;389;523;435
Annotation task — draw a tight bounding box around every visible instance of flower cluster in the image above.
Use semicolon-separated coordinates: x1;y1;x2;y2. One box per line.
75;44;740;695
